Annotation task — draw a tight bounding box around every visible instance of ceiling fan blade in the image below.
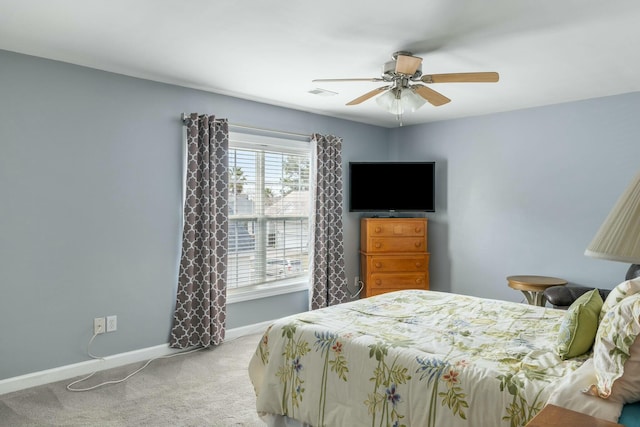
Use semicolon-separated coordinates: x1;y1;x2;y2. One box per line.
312;78;384;83
412;84;451;106
346;86;390;106
395;54;422;75
421;72;499;84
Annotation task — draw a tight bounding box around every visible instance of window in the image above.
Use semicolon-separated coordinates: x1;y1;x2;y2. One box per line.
226;132;311;298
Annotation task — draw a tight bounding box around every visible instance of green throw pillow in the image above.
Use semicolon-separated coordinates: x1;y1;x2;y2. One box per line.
556;289;603;359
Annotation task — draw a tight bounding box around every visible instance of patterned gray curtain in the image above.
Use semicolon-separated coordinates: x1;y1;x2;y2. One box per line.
170;113;229;348
310;133;349;309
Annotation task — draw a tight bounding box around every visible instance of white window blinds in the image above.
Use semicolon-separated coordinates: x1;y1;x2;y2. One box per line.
227;133;311;291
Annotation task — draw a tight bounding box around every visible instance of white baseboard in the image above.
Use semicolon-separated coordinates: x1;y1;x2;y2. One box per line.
224;320;272;341
0;320;273;396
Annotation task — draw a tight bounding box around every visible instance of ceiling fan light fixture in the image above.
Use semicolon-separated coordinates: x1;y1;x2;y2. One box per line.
375;87;426;115
403;87;427;112
375;89;400;114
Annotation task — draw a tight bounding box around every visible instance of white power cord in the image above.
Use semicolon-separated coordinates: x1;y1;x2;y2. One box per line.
66;332;203;392
349;279;364;298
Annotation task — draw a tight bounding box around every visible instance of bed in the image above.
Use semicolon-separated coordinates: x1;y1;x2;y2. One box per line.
248;287;640;427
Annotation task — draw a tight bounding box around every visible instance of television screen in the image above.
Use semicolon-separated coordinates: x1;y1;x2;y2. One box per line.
349;162;435;212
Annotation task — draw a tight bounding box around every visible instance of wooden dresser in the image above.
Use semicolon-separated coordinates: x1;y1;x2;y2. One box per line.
359;217;430;297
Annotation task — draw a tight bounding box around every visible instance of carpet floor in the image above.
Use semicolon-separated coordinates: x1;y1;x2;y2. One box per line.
0;333;266;426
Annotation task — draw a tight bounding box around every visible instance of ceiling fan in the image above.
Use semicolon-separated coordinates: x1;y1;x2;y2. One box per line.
312;51;499;117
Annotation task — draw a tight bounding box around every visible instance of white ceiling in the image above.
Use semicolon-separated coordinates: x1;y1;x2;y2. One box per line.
1;0;640;128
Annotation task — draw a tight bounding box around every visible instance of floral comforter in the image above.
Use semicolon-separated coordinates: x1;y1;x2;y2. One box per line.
248;290;590;427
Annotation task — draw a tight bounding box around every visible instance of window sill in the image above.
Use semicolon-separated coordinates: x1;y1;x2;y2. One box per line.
227;277;310;304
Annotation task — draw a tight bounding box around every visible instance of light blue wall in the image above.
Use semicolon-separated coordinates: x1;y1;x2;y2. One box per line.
393;93;640;301
0;49;389;380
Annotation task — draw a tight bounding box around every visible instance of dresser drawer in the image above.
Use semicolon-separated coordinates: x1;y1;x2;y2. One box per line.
363;219;426;237
368;272;429;289
367;254;429;273
366;237;425;253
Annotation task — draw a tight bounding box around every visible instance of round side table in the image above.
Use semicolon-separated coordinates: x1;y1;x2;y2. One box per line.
506;275;568;306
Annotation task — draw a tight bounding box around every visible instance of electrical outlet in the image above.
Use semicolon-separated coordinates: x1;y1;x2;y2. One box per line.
106;315;117;332
354;276;360;288
94;317;105;335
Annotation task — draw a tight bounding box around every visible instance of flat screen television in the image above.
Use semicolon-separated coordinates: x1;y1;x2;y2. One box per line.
349;161;435;212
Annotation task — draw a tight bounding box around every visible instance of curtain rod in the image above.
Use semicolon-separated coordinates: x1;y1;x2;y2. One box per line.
181;113;310;140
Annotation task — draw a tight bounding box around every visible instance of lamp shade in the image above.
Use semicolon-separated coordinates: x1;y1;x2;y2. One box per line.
585;171;640;263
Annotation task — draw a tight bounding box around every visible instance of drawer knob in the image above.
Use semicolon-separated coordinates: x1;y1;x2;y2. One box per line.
375;227;382;233
415;262;422;268
416;278;423;284
375;242;382;248
414;242;422;248
415;227;422;233
375;279;382;285
375;262;382;268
